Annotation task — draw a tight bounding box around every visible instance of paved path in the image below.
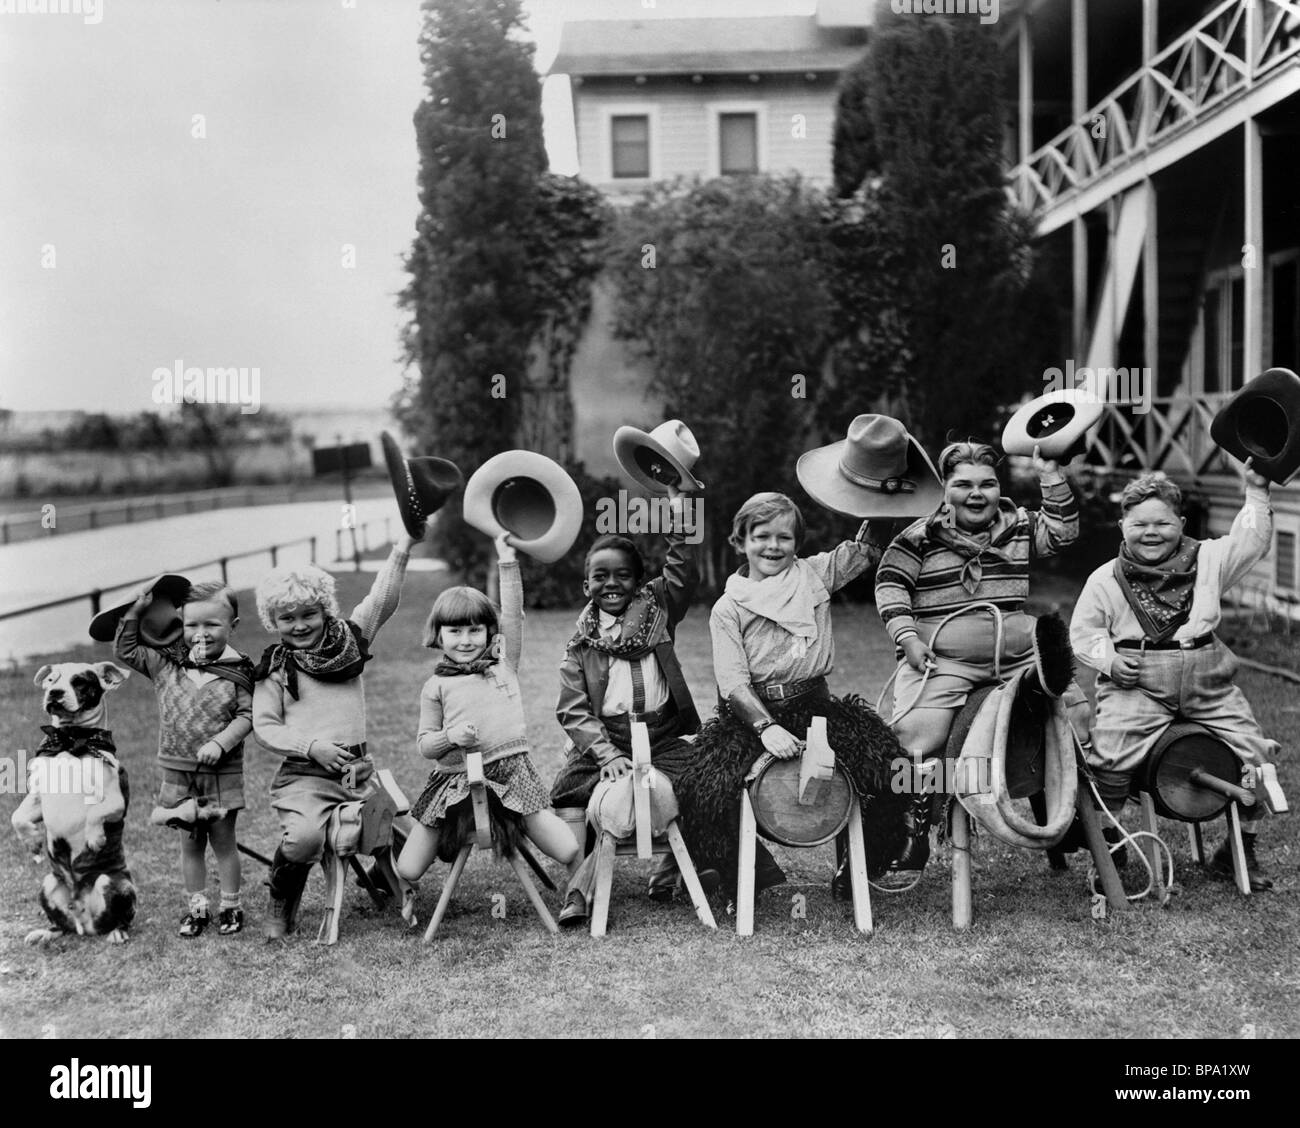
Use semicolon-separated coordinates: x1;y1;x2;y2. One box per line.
0;499;406;661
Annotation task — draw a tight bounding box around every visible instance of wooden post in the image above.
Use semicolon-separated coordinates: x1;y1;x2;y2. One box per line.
465;751;492;851
1143;177;1159;464
310;536;317;565
1141;0;1158;141
423;844;472;942
1018;10;1033;210
1187;820;1205;865
736;791;758;937
631;721;654;860
219;558;228;585
1244;116;1264;390
90;589;102;615
270;545;278;568
951;801;972;931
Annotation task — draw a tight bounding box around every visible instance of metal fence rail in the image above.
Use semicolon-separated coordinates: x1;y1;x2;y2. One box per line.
0;518;394;630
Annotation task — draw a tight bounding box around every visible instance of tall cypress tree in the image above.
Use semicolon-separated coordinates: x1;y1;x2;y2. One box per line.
397;0;548;581
827;3;1059;448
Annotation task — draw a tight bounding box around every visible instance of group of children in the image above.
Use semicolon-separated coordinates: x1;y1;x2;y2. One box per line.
114;420;1281;941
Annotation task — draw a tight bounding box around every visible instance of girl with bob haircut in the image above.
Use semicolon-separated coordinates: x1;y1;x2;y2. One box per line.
1070;465;1278;890
674;491;908;907
396;533;578;923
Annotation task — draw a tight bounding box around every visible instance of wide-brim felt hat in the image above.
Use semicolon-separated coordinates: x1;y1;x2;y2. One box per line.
797;414;943;519
462;450;584;564
613;419;704;494
1210;367;1300;485
1002;388;1105;461
89;573;191;646
382;430;463;540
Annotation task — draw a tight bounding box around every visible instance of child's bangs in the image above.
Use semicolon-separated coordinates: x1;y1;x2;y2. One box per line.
423;586;499;647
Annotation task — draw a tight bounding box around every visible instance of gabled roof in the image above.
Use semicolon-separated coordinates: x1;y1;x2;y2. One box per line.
549;15;869;78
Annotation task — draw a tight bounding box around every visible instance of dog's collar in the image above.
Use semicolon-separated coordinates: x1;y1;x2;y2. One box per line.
36;724;117;760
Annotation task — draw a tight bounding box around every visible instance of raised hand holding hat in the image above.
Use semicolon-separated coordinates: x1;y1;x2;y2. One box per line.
613;420;704;495
381;430;464;540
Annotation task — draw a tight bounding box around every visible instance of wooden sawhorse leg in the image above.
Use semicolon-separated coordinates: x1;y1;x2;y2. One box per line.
1225;802;1251;896
423;844;472;943
507;850;559;933
665;822;717;930
1077;784;1128;912
845;795;873;936
736;791;758;937
317;850;346;947
589;832;618;938
1136;793;1166;901
951;801;972;931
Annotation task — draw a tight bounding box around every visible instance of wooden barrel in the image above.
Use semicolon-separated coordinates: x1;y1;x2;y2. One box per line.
1133;722;1240;822
747;758;854;848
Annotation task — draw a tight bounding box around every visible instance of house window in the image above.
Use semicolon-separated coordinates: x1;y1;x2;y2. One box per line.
610;115;650;179
1277;529;1297;593
718;112;759;176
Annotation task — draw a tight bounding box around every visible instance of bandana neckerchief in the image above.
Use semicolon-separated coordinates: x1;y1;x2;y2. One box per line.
167;642;255;693
570;586;664;660
36;724;117;760
1114;535;1201;643
927;499;1022;595
724;559;826;641
253;619;371;700
434;635;503;677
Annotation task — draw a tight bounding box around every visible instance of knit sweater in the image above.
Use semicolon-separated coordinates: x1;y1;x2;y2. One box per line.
115;616;252;772
253;545;408;770
1071;484;1272;676
417;560;528;771
875;476;1078;646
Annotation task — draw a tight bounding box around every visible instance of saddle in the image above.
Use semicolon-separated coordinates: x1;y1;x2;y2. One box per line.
949;666;1077;850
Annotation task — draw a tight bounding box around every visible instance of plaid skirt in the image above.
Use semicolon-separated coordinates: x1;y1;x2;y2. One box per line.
411;752;549;827
157;765;245;811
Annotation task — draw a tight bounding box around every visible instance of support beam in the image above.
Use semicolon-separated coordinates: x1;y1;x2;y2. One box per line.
1141;0;1158;141
1244;117;1264;384
1143;178;1159;463
1019;11;1034;210
1073;217;1088;360
1071;0;1087;122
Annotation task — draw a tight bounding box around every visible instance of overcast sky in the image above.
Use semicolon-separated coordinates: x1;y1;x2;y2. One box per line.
0;0;815;416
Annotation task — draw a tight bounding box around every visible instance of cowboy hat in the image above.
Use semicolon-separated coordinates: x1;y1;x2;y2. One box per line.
462;451;583;564
1001;388;1105;461
89;573;192;646
796;414;942;519
1210;367;1300;485
381;431;464;540
612;420;704;494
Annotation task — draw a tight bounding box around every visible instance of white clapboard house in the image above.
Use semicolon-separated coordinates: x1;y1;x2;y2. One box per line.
547;1;871;477
1006;0;1300;617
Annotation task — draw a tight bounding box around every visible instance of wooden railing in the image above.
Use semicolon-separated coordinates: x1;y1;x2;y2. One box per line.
1085;392;1237;478
1013;0;1300;211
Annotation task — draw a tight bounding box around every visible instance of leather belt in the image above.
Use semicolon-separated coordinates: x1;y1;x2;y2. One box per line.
754;676;828;702
610;704;674;725
1115;634;1213;652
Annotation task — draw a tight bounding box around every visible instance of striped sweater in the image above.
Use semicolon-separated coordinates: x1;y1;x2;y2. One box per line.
875;476;1078;645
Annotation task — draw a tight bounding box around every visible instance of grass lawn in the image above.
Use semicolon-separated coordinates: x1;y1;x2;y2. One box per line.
1;568;1297;1039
